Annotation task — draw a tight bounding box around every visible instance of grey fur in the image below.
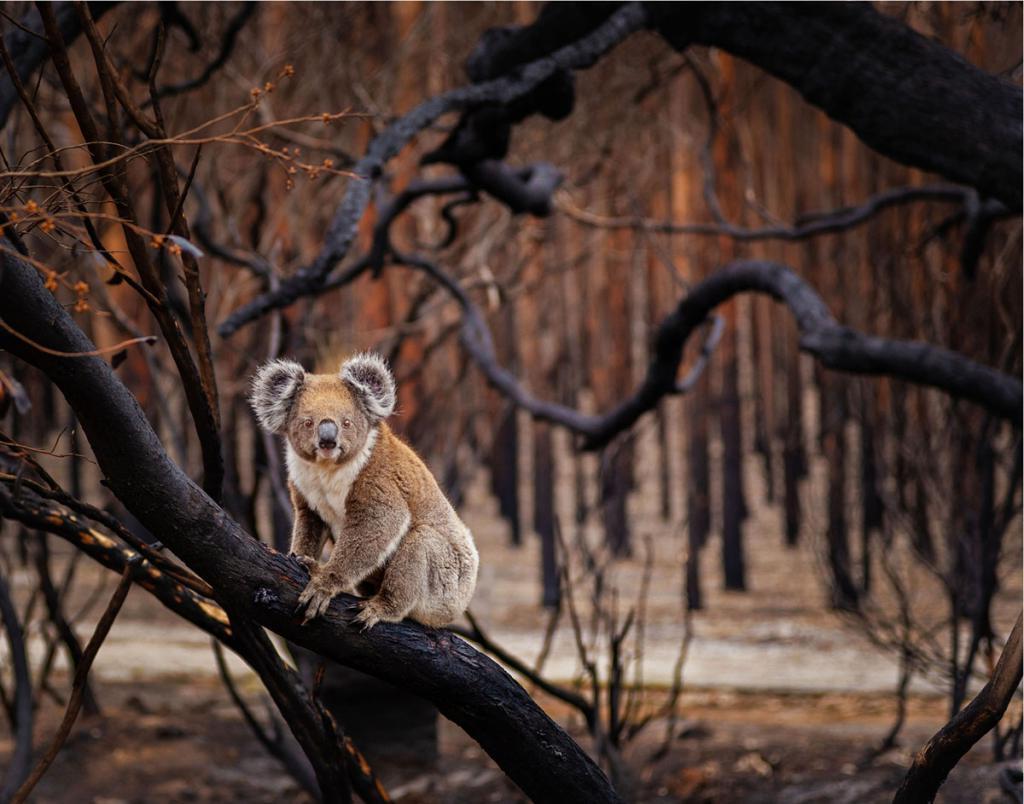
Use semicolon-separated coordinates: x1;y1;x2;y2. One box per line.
340;352;396;421
250;359;305;433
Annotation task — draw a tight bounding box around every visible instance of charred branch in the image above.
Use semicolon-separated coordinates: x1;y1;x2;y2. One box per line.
647;2;1023;211
0;247;623;804
217;2;649;336
894;612;1023;803
384;254;1020;450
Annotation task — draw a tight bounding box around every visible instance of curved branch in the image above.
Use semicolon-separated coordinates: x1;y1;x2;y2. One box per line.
0;249;623;804
647;2;1022;210
558;185;1009;242
144;2;256;105
387;254;1021;450
894;613;1023;803
217;2;649;337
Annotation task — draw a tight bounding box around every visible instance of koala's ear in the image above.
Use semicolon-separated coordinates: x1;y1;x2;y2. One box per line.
340;352;396;421
250;359;305;433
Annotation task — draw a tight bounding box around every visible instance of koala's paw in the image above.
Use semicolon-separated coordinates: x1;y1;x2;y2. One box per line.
352;598;389;632
291;553;318;572
296;569;344;623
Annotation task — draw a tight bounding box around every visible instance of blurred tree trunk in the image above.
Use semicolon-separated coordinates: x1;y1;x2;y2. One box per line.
715;55;747;591
720;327;746;590
490;308;523;547
596;193;634;557
782;326;805;548
751;298;775;504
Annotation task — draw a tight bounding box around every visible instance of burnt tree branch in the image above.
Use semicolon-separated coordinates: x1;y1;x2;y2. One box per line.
893;612;1023;803
217;2;649;336
383;254;1020;450
0;248;622;804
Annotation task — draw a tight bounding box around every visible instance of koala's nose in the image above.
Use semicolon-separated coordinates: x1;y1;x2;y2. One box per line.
317;420;338;450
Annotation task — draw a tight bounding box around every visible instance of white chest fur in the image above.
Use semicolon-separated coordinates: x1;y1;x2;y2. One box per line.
285;428;378;532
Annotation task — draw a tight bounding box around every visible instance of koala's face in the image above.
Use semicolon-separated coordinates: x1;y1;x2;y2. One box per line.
286;375;371;464
250;353;396;466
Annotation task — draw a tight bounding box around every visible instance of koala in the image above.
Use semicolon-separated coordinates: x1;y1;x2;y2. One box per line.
249;353;479;630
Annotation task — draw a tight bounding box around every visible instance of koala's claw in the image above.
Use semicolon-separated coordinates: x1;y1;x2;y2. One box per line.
296;571;343;623
292;553;318;572
352;600;382;632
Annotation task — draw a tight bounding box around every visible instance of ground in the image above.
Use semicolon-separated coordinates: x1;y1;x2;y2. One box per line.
6;681;1019;803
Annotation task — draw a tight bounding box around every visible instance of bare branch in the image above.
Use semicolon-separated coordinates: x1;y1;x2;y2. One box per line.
0;245;624;804
894;612;1023;803
385;254;1021;450
558;185;1009;242
217;2;650;336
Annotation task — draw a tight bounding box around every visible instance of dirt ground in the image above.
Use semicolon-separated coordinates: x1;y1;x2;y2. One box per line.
5;680;1019;803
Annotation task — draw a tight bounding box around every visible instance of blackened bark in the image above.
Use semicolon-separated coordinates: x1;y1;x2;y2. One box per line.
894;614;1023;804
655;406;672;520
649;2;1023;210
0;575;32;801
822;376;859;611
750;302;775;503
859;400;883;593
686;389;709;610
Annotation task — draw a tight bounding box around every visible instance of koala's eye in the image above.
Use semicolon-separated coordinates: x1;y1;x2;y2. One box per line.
342;418;353;429
303;418;313;428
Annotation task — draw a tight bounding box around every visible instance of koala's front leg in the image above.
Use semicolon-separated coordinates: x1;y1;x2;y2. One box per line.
288;483;329;563
296;494;409;623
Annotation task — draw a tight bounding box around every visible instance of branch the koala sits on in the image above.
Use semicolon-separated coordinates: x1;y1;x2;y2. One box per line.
250;353;479;630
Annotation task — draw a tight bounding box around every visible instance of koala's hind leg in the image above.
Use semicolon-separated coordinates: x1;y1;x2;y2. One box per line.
352;529;430;631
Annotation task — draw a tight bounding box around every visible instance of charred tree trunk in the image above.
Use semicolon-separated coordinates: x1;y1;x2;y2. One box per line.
750;299;775;503
600;440;634;558
859;399;883;594
720;324;747;591
783;329;805;547
533;423;560;609
822;378;859;611
490;405;522;546
685;390;710;611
